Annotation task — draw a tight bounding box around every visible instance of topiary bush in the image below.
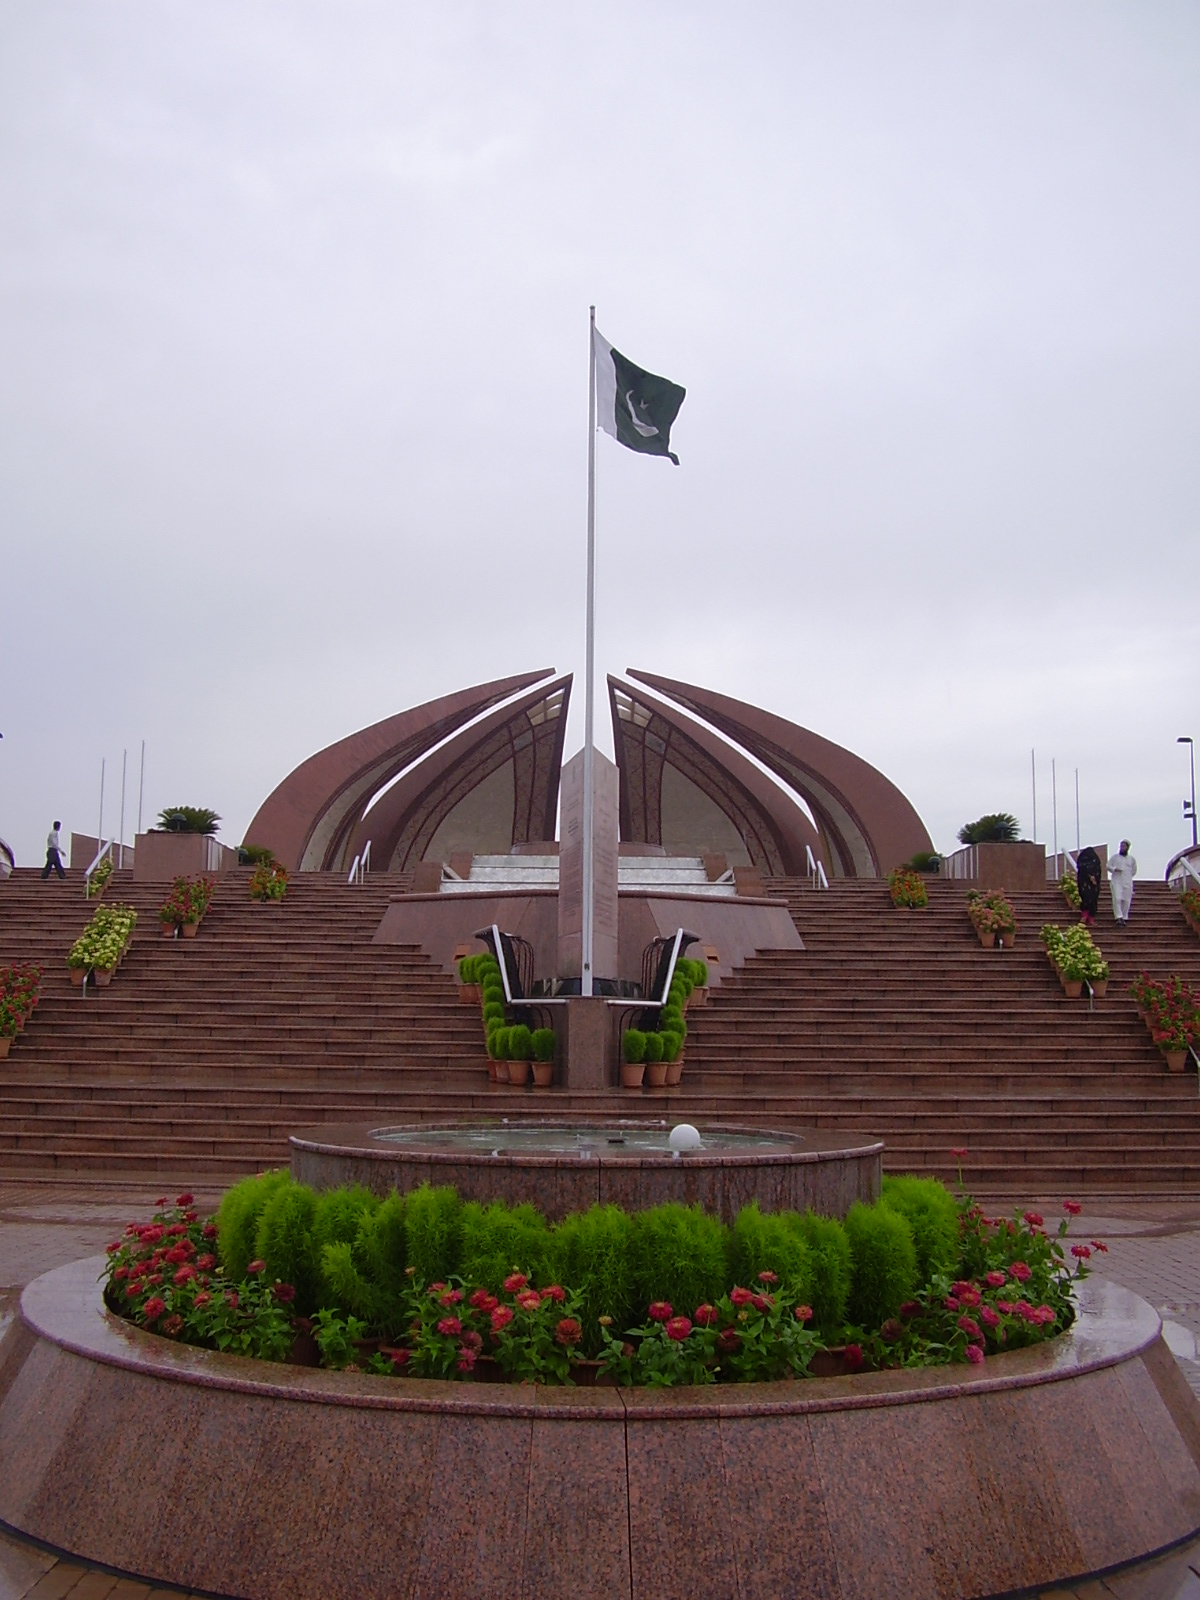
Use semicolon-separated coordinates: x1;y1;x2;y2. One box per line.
490;1026;511;1060
321;1190;410;1331
255;1182;320;1312
459;1200;551;1292
881;1175;961;1284
531;1028;555;1063
659;1030;683;1063
507;1024;533;1062
217;1169;291;1282
404;1184;462;1283
794;1210;853;1332
622;1028;647;1064
729;1203;814;1303
551;1203;636;1357
629;1203;728;1316
643;1032;664;1064
844;1202;918;1329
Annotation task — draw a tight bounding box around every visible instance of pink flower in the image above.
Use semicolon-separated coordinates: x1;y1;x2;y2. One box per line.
439;1289;463;1305
1090;1240;1108;1253
898;1300;922;1320
944;1296;961;1312
176;1192;194;1206
1014;1300;1036;1322
996;1300;1014;1314
272;1283;296;1303
437;1316;462;1337
247;1259;266;1274
664;1317;693;1342
985;1271;1006;1288
1023;1211;1044;1228
389;1348;411;1368
648;1302;673;1322
193;1292;211;1308
1071;1245;1092;1260
957;1316;982;1339
795;1304;813;1324
172;1265;196;1286
503;1273;528;1293
694;1303;719;1326
949;1147;968;1158
469;1290;498;1313
456;1347;478;1372
1062;1199;1082;1216
716;1328;741;1354
750;1294;773;1313
965;1344;985;1365
461;1330;483;1353
490;1306;514;1333
1010;1261;1032;1283
842;1344;865;1372
980;1306;1001;1329
555;1318;583;1346
515;1291;542;1313
757;1271;778;1285
957;1287;981;1308
729;1288;754;1308
541;1285;566;1303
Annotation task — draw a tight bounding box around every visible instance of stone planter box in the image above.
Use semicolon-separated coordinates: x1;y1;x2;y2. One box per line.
2;1263;1199;1600
132;830;236;883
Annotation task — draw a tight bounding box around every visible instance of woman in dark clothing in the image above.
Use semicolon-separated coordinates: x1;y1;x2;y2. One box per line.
1076;846;1101;926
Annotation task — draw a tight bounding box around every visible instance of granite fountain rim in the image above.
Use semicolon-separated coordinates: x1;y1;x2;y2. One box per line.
18;1256;1158;1424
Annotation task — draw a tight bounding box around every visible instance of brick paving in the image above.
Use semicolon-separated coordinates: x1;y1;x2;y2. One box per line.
4;1182;1200;1600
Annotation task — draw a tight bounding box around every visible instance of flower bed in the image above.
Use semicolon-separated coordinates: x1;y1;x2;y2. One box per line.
66;904;138;982
1129;971;1200;1065
0;963;42;1056
101;1174;1094;1387
887;868;928;909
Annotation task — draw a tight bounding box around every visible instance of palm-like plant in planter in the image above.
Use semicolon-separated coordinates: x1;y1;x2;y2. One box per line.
157;807;221;835
958;814;1020;845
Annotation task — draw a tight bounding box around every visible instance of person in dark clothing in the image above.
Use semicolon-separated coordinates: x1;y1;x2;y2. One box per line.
1076;846;1101;926
41;821;65;880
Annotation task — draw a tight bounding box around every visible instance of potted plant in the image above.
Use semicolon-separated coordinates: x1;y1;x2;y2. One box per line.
644;1030;669;1088
1181;887;1200;935
488;1026;510;1084
1060;873;1081;911
506;1025;532;1086
250;862;289;902
664;1029;685;1088
531;1028;556;1087
457;955;481;1006
620;1028;647;1089
888;868;929;910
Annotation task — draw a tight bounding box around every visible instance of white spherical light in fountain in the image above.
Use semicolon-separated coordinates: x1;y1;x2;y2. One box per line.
668;1123;702;1153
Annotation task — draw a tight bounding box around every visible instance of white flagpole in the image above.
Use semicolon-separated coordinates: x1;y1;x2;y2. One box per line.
582;306;597;997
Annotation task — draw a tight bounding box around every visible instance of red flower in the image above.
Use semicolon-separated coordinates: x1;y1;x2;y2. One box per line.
490;1306;514;1333
957;1287;981;1308
716;1328;741;1353
247;1259;266;1274
164;1247;187;1266
555;1318;584;1346
438;1288;463;1304
176;1192;194;1206
664;1316;693;1342
965;1344;985;1365
795;1304;814;1323
172;1265;196;1286
842;1344;865;1371
145;1274;162;1286
193;1292;212;1308
461;1330;483;1353
1023;1211;1044;1228
996;1300;1014;1314
880;1319;903;1344
1062;1199;1082;1216
226;1291;239;1309
142;1296;166;1322
757;1270;779;1285
437;1316;463;1337
949;1147;968;1159
944;1296;960;1311
750;1293;773;1313
272;1283;296;1303
647;1302;673;1322
985;1271;1006;1288
957;1316;982;1338
1070;1244;1091;1260
140;1227;164;1245
155;1197;168;1208
161;1314;184;1338
389;1348;411;1368
503;1273;528;1293
106;1241;122;1255
196;1254;216;1271
469;1290;499;1313
898;1300;921;1320
113;1267;129;1281
1014;1300;1036;1322
203;1224;218;1240
980;1306;1001;1329
729;1288;754;1308
1010;1261;1031;1282
541;1285;566;1303
166;1223;188;1237
694;1304;718;1326
515;1291;542;1313
456;1347;478;1373
1034;1305;1057;1325
1090;1240;1108;1253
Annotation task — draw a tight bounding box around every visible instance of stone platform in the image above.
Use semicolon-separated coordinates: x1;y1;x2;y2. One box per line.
3;1260;1200;1600
288;1119;883;1222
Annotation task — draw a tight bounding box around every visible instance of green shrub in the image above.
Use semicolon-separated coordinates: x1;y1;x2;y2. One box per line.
729;1203;814;1303
643;1032;664;1063
508;1024;533;1061
794;1211;853;1332
158;805;220;835
844;1203;918;1329
459;1200;551;1292
491;1026;511;1060
255;1182;320;1311
880;1176;960;1285
309;1186;378;1301
482;1002;505;1025
217;1169;291;1281
659;1030;683;1062
320;1191;409;1332
552;1204;636;1356
531;1028;555;1063
404;1184;462;1283
957;813;1019;845
622;1028;647;1063
629;1203;728;1317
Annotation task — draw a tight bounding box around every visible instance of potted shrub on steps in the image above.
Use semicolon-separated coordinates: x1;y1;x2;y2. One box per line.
531;1028;556;1087
488;1027;510;1084
620;1029;647;1088
506;1024;533;1086
644;1031;669;1088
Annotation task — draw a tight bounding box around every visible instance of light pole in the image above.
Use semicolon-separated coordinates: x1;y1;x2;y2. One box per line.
1180;737;1197;849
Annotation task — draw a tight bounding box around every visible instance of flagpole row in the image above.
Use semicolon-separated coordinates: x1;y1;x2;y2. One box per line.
582;306;597;998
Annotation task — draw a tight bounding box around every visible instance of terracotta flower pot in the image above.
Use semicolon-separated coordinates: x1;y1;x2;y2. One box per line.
494;1060;510;1084
486;1059;499;1083
665;1057;684;1087
977;928;996;948
181;921;199;940
68;967;87;986
1164;1049;1187;1074
1063;979;1083;999
94;968;114;988
645;1060;669;1088
1092;979;1108;999
532;1061;554;1088
999;931;1016;949
160;922;178;939
507;1059;530;1086
688;988;709;1008
458;984;479;1006
619;1061;646;1088
0;1037;10;1060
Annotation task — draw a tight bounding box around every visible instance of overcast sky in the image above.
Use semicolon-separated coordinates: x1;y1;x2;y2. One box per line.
2;2;1197;877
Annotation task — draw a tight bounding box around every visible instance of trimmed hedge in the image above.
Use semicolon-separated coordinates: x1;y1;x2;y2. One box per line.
551;1203;636;1357
880;1175;960;1284
628;1203;728;1315
844;1202;918;1328
728;1203;814;1305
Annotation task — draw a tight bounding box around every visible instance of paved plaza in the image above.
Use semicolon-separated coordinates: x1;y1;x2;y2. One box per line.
4;1180;1200;1600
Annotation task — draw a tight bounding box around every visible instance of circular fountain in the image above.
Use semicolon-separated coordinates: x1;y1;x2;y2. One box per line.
288;1118;883;1221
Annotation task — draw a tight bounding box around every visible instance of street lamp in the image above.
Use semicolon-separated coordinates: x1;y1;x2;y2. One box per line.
1180;737;1197;849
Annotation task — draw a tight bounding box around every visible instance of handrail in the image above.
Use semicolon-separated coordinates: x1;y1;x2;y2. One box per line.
1172;857;1200;891
805;845;829;890
347;840;372;886
84;840;114;897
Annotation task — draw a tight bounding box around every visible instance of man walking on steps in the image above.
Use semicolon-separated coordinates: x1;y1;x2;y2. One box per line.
1108;839;1137;925
41;820;65;880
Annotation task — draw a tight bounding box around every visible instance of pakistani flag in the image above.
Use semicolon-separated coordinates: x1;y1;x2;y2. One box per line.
593;327;686;465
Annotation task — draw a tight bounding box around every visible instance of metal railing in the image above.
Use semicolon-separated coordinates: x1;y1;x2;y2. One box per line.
942;844;976;881
347;840;372;886
84;840;114;897
1170;856;1200;891
805;845;829;890
1045;849;1078;881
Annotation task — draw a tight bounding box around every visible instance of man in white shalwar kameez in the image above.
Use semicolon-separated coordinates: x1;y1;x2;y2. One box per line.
1108;840;1137;924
